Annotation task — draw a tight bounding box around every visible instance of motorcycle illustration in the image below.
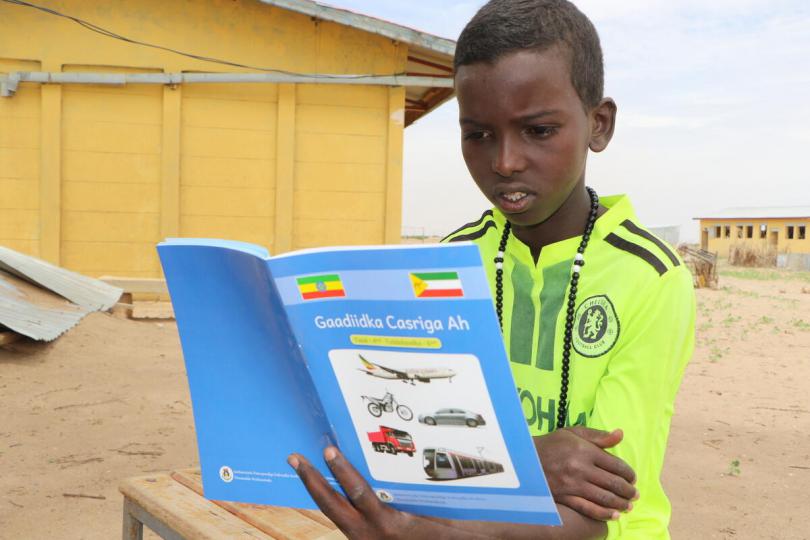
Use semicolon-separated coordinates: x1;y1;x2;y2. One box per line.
361;391;413;421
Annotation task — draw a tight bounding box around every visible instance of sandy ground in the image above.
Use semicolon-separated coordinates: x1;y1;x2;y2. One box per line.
1;268;809;539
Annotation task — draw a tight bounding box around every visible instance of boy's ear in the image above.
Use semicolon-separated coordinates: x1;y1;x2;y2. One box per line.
589;98;617;153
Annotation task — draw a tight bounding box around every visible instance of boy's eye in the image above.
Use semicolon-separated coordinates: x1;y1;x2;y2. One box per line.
526;125;557;138
463;130;492;141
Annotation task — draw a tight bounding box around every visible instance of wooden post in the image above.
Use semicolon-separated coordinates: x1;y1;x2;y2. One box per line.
122;499;144;540
384;86;405;244
160;85;182;245
40;68;62;264
274;83;296;253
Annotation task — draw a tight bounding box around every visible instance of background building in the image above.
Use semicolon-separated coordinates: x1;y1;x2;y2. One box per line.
0;0;454;277
695;207;810;257
648;225;680;248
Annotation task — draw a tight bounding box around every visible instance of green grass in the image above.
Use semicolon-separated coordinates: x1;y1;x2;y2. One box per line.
709;346;729;362
791;319;810;331
727;459;741;476
720;285;761;298
722;315;742;327
698;321;714;332
713;299;734;310
721;268;810;283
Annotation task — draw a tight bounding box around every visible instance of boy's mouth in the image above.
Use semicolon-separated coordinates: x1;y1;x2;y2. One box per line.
503;192;527;202
497;191;532;213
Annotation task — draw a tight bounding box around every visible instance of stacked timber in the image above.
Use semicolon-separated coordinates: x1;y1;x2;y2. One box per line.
678;245;718;289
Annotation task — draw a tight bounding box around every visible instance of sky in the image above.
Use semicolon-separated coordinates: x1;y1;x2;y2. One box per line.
323;0;810;241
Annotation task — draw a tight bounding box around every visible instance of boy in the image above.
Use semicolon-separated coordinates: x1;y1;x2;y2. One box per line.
288;1;695;538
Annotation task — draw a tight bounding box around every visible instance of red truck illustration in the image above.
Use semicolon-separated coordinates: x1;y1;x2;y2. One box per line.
367;425;415;457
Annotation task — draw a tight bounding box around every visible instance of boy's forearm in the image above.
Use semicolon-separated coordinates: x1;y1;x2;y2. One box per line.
426;505;607;540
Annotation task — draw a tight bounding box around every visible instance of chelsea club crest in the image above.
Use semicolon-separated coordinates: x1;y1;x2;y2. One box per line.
572;295;620;357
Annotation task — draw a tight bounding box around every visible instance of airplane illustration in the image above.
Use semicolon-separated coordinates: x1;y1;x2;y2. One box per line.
358;355;456;384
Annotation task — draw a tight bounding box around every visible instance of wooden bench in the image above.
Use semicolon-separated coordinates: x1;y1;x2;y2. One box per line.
120;469;346;539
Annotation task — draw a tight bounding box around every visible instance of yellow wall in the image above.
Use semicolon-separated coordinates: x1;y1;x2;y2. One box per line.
0;0;408;277
0;59;41;257
699;218;810;255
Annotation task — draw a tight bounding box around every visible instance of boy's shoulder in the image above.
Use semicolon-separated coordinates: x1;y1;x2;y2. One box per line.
600;217;686;280
441;209;499;244
587;194;688;282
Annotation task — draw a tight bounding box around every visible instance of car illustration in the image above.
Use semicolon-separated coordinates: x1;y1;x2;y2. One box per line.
418;408;486;428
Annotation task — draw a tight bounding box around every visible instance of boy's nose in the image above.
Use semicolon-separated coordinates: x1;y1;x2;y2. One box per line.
491;137;527;177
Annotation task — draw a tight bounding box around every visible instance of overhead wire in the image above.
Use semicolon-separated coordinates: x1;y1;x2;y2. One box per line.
1;0;408;79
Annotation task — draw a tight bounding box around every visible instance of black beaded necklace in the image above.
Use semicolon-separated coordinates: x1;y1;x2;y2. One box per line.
494;187;600;430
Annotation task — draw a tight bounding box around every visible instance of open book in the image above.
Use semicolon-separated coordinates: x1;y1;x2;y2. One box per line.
157;239;560;525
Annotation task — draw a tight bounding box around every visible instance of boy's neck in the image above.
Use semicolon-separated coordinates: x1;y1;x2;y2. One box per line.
510;185;606;262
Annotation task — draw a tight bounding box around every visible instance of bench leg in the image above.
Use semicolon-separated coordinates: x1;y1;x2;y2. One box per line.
123;498;143;540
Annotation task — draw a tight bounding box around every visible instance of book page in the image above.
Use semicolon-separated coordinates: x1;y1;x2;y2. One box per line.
268;243;560;525
159;239;334;508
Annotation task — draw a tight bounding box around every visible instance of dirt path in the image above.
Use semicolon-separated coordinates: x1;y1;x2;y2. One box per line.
1;270;809;539
664;271;810;539
0;313;196;539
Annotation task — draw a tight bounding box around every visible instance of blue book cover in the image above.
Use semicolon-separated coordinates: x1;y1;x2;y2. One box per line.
158;239;560;526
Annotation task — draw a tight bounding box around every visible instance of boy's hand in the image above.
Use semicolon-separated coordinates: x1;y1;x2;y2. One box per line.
288;447;471;540
291;446;609;540
534;427;638;521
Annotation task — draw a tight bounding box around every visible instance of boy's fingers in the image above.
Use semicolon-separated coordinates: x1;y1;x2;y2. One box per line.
323;447;384;517
588;467;638;502
569;426;623;449
580;480;632;512
288;453;359;526
558;494;621;522
594;449;636;485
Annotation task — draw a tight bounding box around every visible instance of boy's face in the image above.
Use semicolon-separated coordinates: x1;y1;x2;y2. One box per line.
455;47;614;228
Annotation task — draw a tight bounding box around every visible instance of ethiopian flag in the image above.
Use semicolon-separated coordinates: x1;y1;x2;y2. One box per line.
410;271;464;298
297;274;345;300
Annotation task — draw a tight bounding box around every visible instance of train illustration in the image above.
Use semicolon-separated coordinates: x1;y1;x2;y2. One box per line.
422;447;504;480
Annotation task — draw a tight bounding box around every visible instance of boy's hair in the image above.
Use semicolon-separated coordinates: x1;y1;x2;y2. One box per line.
454;0;604;110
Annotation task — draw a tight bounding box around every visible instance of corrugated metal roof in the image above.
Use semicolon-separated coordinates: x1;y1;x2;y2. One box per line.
259;0;456;56
0;278;85;341
260;0;456;126
0;247;122;311
695;206;810;220
0;247;125;341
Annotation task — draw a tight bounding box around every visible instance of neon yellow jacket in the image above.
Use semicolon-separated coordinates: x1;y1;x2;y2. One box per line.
443;195;695;539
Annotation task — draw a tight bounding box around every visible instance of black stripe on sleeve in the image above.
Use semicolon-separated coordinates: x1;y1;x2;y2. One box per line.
446;220;497;243
604;233;668;276
620;220;680;267
441;210;494;242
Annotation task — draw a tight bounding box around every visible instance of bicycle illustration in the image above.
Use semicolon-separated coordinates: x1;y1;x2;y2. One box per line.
361;391;413;421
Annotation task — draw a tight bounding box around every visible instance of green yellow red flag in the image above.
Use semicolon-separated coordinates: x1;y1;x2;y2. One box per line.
297;274;345;300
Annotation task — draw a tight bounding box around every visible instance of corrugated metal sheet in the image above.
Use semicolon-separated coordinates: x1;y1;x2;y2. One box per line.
0;247;122;311
260;0;456;55
777;253;810;271
0;247;124;341
695;206;810;220
260;0;456;126
0;278;85;341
